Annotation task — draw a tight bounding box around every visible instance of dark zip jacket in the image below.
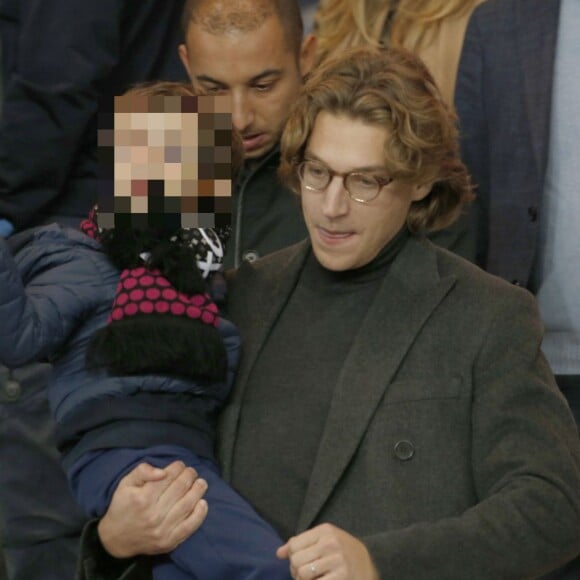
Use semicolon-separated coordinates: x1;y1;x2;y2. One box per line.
225;145;308;269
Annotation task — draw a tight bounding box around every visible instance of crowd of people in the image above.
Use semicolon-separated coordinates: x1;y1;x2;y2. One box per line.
0;0;579;579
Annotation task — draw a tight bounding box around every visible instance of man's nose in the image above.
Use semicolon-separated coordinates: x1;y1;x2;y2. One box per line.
231;94;254;133
321;176;349;218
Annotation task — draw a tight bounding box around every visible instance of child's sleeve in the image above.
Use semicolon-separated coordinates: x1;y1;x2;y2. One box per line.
0;237;102;366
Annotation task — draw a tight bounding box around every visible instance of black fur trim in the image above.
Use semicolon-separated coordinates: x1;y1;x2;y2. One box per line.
87;314;227;382
99;228;162;270
100;228;206;294
147;240;205;295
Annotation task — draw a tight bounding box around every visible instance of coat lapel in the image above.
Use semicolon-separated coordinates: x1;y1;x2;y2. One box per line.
296;237;456;531
515;0;560;179
219;242;310;479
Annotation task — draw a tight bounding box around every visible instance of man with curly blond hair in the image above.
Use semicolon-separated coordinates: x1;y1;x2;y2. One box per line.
83;46;580;580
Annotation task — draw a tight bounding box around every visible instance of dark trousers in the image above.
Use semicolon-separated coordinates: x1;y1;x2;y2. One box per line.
70;446;291;580
0;364;87;580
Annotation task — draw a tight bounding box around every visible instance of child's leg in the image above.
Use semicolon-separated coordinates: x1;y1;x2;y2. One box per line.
68;447;170;517
151;555;194;580
69;446;291;580
152;454;291;580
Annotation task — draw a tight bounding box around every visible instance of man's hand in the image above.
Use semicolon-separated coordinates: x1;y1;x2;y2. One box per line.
97;460;208;558
277;523;379;580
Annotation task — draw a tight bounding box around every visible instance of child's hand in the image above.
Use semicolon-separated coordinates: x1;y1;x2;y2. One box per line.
98;460;208;558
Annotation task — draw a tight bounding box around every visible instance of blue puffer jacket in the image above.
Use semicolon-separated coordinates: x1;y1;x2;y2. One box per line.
0;224;240;467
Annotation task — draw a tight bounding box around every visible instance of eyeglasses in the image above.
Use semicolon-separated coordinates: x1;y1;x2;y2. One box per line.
296;160;393;203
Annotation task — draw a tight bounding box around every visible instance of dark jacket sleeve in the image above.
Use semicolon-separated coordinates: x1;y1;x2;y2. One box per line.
0;0;122;229
362;288;580;578
0;235;103;366
77;519;152;580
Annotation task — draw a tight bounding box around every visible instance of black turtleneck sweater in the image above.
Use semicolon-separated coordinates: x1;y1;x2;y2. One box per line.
230;228;409;538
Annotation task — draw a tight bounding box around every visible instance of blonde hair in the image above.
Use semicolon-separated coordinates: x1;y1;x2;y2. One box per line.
314;0;480;65
279;46;473;233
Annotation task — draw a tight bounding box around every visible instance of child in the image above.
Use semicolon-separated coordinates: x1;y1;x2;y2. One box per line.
0;82;290;579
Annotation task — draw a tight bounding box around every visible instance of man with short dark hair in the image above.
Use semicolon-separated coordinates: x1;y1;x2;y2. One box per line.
178;0;316;267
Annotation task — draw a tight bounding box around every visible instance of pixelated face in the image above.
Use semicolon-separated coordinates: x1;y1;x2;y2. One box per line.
179;15;314;160
97;95;233;230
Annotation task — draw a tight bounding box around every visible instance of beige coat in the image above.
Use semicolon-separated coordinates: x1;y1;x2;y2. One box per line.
406;1;486;105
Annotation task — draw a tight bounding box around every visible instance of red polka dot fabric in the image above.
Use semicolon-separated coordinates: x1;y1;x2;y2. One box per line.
109;267;219;327
80;205;99;240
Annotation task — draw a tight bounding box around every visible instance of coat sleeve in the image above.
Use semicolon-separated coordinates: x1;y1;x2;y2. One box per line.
362;288;580;579
0;0;122;229
454;6;490;269
76;519;151;580
0;236;104;366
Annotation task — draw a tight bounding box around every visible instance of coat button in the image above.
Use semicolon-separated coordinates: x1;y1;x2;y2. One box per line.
3;379;22;401
527;206;538;222
394;440;415;461
242;250;260;263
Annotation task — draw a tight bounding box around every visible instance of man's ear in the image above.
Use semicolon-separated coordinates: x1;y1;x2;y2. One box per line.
178;43;192;79
412;181;434;202
299;34;318;78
